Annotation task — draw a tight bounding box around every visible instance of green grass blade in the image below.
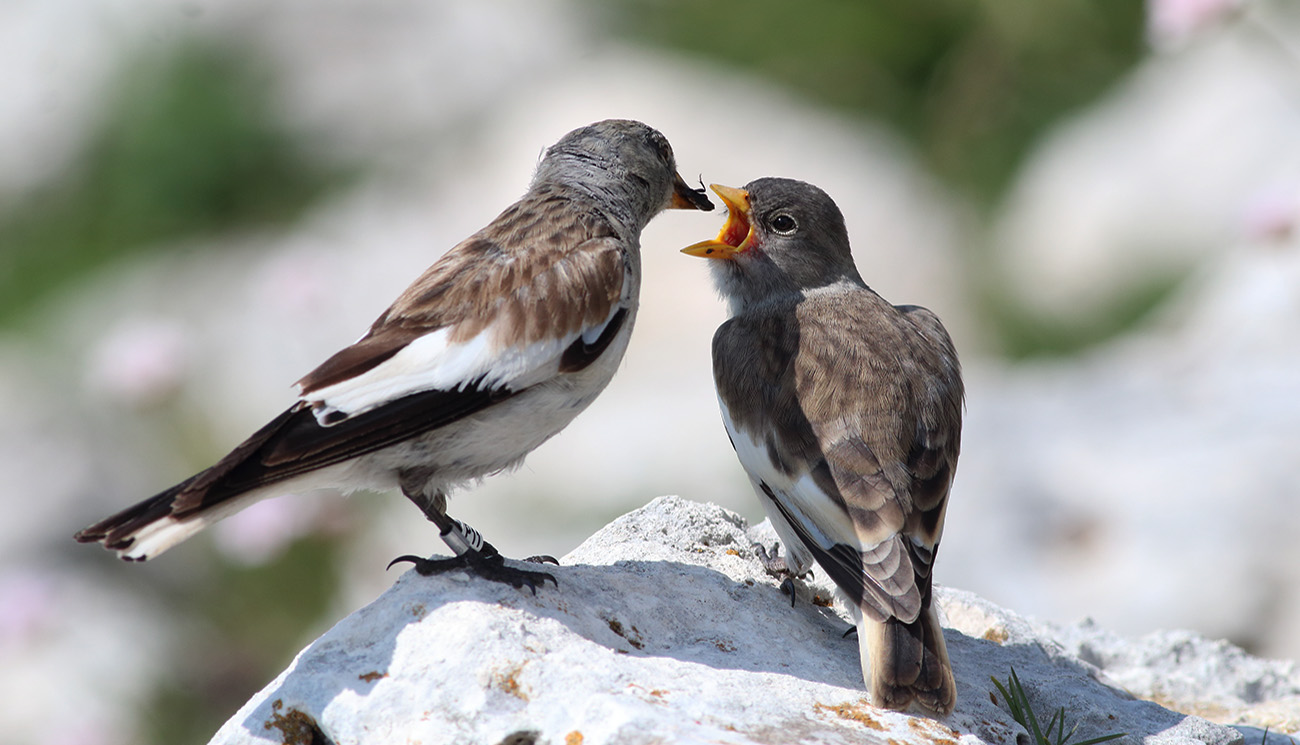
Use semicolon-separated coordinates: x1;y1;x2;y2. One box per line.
991;675;1025;724
1010;668;1048;745
1071;733;1127;745
991;667;1127;745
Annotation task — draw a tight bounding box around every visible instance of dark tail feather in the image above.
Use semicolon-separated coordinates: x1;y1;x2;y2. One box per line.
75;383;517;560
74;478;197;554
861;603;956;716
73;405;304;559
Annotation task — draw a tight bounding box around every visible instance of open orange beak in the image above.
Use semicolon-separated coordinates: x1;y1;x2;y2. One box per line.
670;173;715;211
681;184;753;260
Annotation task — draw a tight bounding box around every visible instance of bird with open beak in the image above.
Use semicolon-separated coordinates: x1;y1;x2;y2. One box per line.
76;119;713;592
683;177;962;716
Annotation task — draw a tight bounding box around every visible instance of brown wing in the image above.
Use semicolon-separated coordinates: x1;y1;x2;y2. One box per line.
714;286;961;623
712;301;914;620
297;187;625;397
792;290;963;621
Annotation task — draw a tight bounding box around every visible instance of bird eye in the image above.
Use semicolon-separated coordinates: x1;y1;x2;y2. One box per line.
770;214;797;234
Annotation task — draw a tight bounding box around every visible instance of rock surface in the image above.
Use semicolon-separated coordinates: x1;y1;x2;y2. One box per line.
208;497;1296;745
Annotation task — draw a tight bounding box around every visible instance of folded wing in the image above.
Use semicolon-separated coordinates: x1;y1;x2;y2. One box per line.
712;293;961;624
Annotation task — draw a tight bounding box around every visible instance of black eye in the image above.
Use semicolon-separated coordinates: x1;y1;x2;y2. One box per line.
770;214;797;234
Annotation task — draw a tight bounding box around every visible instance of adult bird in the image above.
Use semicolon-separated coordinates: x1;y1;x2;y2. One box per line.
683;177;962;714
76;119;713;591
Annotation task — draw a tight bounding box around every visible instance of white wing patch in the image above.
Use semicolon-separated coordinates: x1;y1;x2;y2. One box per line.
719;396;864;557
301;304;626;425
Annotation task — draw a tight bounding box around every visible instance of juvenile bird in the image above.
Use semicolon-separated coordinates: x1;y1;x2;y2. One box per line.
76;119;713;591
683;178;962;714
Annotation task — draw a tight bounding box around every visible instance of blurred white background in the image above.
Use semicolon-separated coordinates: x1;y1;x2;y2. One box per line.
1;0;1297;742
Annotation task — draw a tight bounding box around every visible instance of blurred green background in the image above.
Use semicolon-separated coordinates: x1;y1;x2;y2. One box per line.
0;41;342;326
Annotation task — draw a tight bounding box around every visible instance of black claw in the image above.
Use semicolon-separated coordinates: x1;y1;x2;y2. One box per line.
477;554;558;594
387;554;429;571
842;625;858;640
524;554;560;566
387;553;470;576
387;551;557;593
779;577;797;607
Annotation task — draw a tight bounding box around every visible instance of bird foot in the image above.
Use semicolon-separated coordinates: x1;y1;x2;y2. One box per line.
524;554;560;565
751;542;812;607
388;550;557;594
751;541;787;575
751;542;811;579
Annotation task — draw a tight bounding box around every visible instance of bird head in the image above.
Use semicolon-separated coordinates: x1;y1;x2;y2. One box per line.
682;177;860;306
535;120;713;231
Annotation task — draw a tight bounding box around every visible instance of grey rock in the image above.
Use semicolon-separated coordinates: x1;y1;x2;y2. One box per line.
1052;620;1300;739
209;497;1279;745
1146;717;1243;745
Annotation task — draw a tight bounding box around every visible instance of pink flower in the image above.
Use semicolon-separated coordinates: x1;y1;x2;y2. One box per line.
85;318;190;407
1147;0;1244;48
0;571;55;646
1240;184;1300;242
256;250;334;317
212;492;321;565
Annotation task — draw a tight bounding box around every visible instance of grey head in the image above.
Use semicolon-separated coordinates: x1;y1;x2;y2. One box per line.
532;119;713;236
682;177;863;310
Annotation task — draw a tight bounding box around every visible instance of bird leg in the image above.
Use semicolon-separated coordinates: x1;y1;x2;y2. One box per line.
391;483;557;593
